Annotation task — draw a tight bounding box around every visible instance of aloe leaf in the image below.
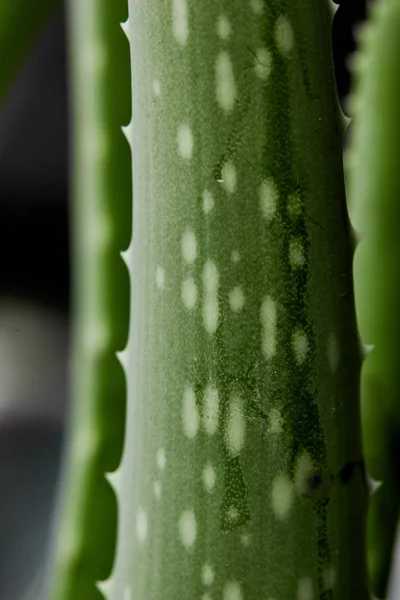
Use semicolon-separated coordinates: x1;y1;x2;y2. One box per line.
103;1;369;599
0;0;58;106
47;1;131;599
346;0;400;596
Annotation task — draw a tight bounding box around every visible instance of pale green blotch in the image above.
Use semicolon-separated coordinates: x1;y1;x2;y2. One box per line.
221;160;237;193
297;577;314;600
254;47;272;80
178;509;197;549
261;296;277;359
259;179;278;221
202;260;219;334
152;78;161;96
271;473;294;520
225;392;246;456
155;265;165;290
156;447;166;470
203;189;215;214
172;0;188;46
268;408;284;434
201;563;215;586
250;0;264;16
274;15;294;56
215;51;237;113
287;192;302;217
136;507;148;543
182;385;200;438
292;330;309;364
217;14;232;41
177;123;193;159
229;286;245;312
153;480;161;499
123;587;131;600
223;580;243;600
181;277;197;309
202;463;216;491
203;384;219;435
289;238;305;267
181;227;197;264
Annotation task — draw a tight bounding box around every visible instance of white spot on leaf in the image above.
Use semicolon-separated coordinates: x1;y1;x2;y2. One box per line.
179;509;197;548
292;330;309;364
136;507;148;542
201;563;215;586
203;384;219;435
155;266;165;290
223;581;243;600
261;296;277;359
217;14;232;40
229;286;245;312
215;52;237;113
221;161;237;194
182;385;199;438
259;179;278;220
202;463;216;491
275;16;294;55
181;277;197;309
297;577;314;600
268;408;283;434
156;447;166;470
172;0;188;45
202;260;219;334
181;228;197;264
250;0;264;14
153;480;161;499
287;192;302;217
203;189;215;214
271;473;294;520
289;238;305;267
231;250;240;263
254;47;272;80
177;123;193;159
152;78;161;96
225;392;246;456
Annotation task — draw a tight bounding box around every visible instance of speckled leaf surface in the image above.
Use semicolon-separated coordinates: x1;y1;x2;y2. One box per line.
347;0;400;596
107;1;369;599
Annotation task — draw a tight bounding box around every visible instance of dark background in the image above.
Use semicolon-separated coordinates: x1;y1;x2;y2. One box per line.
3;2;396;600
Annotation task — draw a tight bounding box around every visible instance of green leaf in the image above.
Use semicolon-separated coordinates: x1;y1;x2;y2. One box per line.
347;0;400;596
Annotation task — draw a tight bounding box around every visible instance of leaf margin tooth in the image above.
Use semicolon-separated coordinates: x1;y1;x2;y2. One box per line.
120;19;130;40
121;121;133;145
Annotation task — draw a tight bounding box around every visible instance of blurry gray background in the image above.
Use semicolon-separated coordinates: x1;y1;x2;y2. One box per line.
1;1;399;599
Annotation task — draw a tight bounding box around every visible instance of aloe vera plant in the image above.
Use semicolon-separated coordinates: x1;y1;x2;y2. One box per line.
48;0;372;598
1;0;399;598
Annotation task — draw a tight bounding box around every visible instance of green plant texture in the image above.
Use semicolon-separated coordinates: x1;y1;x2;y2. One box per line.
102;1;371;598
1;0;399;598
347;0;400;597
